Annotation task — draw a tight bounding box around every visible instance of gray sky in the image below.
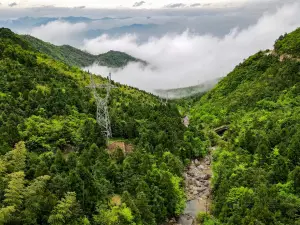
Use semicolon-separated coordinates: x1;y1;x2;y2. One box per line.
0;0;281;8
0;0;298;92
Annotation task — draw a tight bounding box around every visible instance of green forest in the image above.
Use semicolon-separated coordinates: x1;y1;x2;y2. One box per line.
1;25;300;225
0;28;208;225
189;27;300;224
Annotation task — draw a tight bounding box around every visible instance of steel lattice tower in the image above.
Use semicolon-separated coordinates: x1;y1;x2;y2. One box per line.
161;91;169;106
87;73;115;142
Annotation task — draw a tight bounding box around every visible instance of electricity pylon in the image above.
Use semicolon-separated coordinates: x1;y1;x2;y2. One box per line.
86;73;115;142
161;91;169;106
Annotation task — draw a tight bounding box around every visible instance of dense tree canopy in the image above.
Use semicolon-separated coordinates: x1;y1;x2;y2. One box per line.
22;35;147;68
190;28;300;224
3;25;300;225
0;28;206;224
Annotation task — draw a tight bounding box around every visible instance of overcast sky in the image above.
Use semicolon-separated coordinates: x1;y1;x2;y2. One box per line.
0;0;299;92
0;0;280;8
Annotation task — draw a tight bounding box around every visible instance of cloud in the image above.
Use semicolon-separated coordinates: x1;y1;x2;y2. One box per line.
8;2;17;7
133;1;146;7
74;6;86;9
28;21;87;45
190;3;201;7
164;3;186;8
82;2;300;93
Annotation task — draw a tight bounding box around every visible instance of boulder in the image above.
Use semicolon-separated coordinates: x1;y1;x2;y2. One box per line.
203;181;209;187
198;186;207;193
198;165;205;170
195;180;201;187
178;215;193;225
199;174;211;180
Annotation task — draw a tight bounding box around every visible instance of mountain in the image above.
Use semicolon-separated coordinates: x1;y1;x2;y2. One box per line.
0;28;202;224
95;50;147;68
0;17;57;29
21;35;147;68
0;16;135;31
86;23;159;39
0;16;99;29
3;24;300;225
85;23;185;41
155;78;220;99
189;28;300;224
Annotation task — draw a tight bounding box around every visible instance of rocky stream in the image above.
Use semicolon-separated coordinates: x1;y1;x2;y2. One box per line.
165;154;212;225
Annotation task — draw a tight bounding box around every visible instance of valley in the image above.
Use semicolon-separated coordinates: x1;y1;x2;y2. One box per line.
0;25;300;225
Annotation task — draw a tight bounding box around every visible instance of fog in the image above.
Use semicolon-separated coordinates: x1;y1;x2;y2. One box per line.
9;1;300;92
30;21;88;45
83;2;300;92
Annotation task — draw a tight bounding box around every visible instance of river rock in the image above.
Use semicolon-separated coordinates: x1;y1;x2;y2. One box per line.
183;173;188;179
204;157;211;165
174;153;213;224
199;174;211;180
199;186;207;192
198;165;205;170
195;180;201;187
203;181;209;187
190;168;200;177
178;215;193;225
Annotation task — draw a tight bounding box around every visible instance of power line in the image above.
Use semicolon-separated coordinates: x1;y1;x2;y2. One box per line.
86;73;116;143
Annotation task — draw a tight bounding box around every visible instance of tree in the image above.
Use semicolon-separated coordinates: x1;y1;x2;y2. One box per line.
93;202;136;225
22;175;52;225
4;171;25;207
48;192;82;225
4;141;27;173
289;166;300;193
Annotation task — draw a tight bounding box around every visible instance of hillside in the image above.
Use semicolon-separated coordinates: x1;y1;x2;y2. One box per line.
22;35;146;68
155;78;220;99
189;28;300;224
0;28;207;225
96;50;147;68
274;28;300;57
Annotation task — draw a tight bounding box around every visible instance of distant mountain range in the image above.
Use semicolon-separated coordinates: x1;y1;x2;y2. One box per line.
0;16;191;42
86;23;159;39
0;16;131;29
155;78;221;99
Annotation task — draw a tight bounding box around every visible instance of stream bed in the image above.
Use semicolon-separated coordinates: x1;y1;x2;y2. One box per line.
166;155;212;225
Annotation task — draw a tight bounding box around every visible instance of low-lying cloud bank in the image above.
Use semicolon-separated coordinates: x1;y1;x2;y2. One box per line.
83;2;300;92
30;21;87;45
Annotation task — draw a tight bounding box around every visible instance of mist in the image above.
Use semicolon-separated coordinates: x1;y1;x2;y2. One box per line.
29;21;87;45
83;2;300;92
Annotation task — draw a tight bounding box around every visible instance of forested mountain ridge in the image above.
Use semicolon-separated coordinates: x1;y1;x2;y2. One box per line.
22;34;147;68
189;28;300;224
0;28;207;225
274;27;300;58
